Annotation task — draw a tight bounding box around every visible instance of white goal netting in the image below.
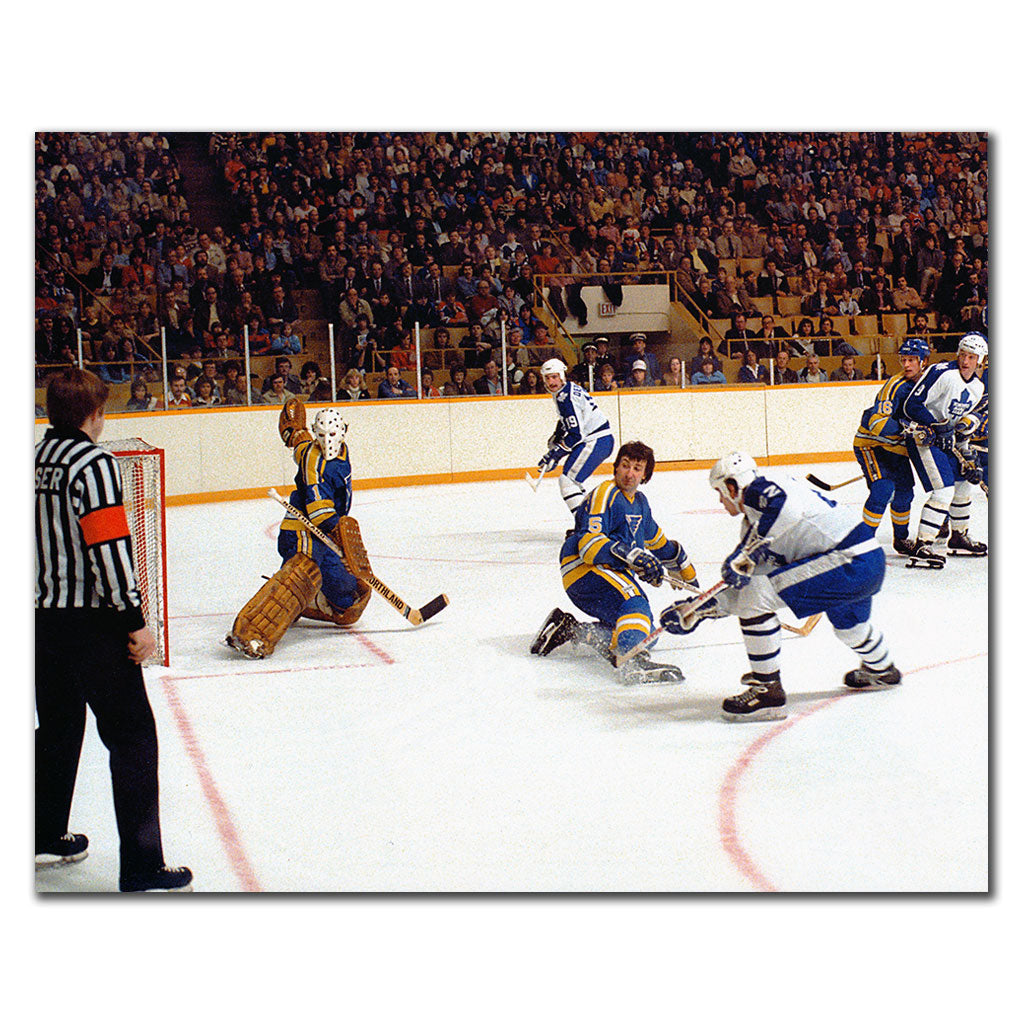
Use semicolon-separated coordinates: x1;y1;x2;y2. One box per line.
101;438;169;667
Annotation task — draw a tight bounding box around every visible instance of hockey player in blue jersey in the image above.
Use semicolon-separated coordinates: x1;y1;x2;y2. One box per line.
531;441;699;684
901;332;988;568
660;452;900;721
227;400;371;657
853;336;929;555
537;357;615;514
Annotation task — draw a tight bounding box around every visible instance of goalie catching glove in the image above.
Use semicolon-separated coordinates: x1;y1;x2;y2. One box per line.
279;397;312;448
610;541;664;585
721;536;772;590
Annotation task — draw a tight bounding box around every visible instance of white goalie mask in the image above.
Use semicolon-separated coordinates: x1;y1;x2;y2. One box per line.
709;451;758;499
312;408;347;460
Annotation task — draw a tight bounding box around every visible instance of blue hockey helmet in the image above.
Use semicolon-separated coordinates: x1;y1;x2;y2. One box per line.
898;337;931;360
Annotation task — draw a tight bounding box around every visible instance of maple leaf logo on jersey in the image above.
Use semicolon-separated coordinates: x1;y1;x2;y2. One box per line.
947;388;974;420
625;514;643;539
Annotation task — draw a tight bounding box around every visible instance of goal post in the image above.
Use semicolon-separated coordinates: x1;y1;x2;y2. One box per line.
101;439;169;667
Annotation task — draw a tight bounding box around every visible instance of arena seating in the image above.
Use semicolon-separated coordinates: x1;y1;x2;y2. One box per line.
34;131;989;407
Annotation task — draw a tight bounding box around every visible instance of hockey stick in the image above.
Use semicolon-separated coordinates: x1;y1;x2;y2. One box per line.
268;490;449;626
524;465;547;491
663;570;702;593
613;579;730;669
903;424;989;496
780;612;823;636
951;446;989;496
614;534;773;669
806;473;862;491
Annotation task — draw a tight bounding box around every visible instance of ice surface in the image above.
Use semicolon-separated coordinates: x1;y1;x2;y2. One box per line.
35;460;988;893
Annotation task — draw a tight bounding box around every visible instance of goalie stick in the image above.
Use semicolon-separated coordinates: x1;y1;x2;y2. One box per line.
267;490;449;626
806;473;862;492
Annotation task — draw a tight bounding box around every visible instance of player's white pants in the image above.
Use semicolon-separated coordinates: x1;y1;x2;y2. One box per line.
716;576;785;618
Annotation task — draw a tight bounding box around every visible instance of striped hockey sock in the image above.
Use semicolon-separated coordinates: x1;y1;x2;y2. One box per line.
917;502;948;542
861;479;895;533
740;612;781;681
834;622;891;671
889;504;912;540
948;497;972;534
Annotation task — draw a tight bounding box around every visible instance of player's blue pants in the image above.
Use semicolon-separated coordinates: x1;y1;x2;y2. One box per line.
559;433;615;511
907;438;958;492
855;446;914;539
562;564;653;655
278;528;359;611
722;525;885;629
563;433;615;486
767;528;885;630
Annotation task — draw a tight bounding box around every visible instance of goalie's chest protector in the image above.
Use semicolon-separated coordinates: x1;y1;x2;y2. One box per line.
283;440;353;533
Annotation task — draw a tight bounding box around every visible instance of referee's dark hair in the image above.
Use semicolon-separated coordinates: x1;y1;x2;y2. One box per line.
46;367;109;433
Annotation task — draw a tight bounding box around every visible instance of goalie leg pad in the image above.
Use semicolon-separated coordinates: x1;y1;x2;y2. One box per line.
297;519;375;628
227;554;322;658
301;577;372;626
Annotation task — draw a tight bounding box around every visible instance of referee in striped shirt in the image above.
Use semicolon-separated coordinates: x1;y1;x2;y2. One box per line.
35;368;191;892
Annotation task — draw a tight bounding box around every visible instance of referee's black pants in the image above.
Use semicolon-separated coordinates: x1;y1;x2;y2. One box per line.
35;610;164;879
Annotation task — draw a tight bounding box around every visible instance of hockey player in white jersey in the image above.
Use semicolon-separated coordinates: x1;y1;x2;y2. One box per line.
537;358;615;514
659;452;900;721
901;332;988;568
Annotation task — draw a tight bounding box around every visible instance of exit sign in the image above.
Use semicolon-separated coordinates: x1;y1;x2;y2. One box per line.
597;302;615;316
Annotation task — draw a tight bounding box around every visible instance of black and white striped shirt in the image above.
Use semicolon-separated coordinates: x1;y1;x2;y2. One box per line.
35;429;145;630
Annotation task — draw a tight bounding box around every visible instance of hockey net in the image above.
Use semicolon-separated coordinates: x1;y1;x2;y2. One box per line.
101;439;169;667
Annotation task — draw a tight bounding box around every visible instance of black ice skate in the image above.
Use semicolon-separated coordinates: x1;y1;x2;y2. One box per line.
35;832;89;869
843;663;903;690
905;539;945;569
618;650;685;686
721;675;787;722
120;865;194;893
892;537;915;557
530;608;578;656
946;530;987;557
937;518;950;540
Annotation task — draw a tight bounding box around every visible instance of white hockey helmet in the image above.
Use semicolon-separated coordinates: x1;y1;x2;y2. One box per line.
958;332;988;360
709;451;758;498
541;358;567;388
312;408;347;460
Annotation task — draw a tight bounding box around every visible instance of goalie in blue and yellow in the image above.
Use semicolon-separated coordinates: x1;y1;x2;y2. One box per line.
226;398;372;658
531;441;698;685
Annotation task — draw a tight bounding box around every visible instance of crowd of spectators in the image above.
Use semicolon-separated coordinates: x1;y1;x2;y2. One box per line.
35;131;988;407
